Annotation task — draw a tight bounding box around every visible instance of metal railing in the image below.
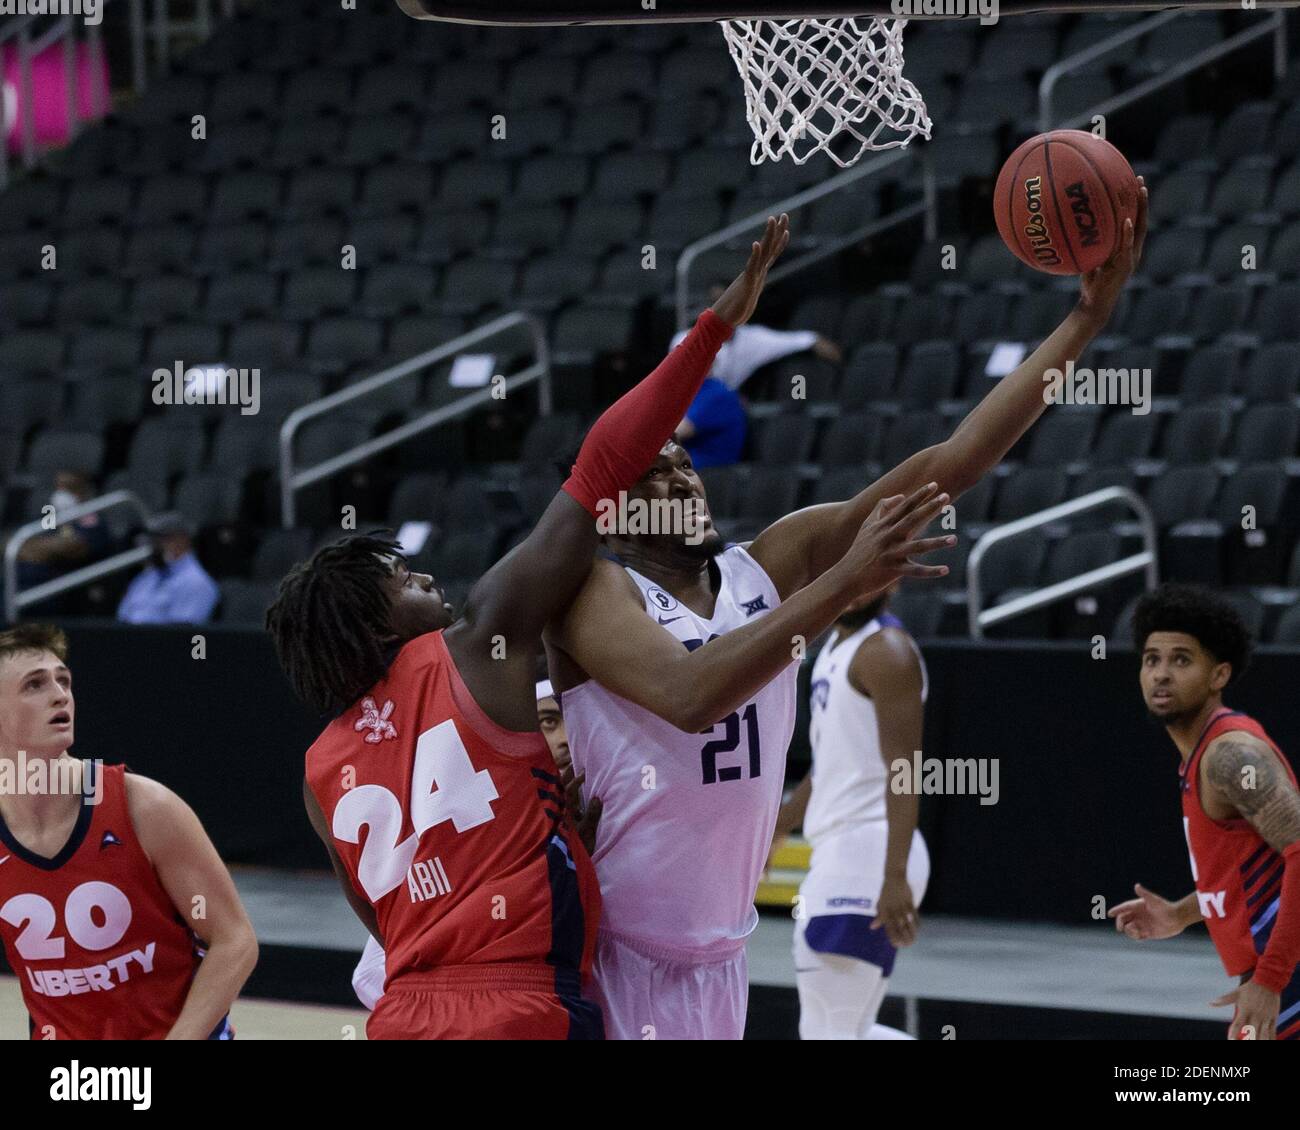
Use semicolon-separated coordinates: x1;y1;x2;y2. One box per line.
675;146;936;331
279;312;550;529
966;486;1158;639
148;0;239;75
4;491;154;622
1041;8;1289;131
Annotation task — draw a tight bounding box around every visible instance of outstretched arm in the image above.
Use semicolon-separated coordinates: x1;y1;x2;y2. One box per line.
446;217;790;729
749;181;1148;599
1109;885;1201;940
550;484;953;733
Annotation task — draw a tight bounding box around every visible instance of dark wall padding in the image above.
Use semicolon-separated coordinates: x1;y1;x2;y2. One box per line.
62;624;327;870
57;625;1300;921
915;640;1300;923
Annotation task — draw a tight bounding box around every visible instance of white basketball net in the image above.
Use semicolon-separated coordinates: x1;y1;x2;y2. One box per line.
721;17;932;167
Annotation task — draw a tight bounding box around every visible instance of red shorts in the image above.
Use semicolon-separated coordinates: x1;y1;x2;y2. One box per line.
367;964;604;1040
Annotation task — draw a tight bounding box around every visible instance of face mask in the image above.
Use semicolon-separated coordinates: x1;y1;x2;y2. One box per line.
50;490;78;514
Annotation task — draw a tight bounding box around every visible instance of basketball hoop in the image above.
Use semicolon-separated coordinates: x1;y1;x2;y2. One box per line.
720;17;931;167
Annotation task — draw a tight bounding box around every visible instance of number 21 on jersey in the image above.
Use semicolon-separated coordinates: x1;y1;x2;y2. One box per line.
700;703;761;785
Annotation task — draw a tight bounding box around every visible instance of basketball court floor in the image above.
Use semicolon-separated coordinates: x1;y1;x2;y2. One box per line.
0;866;1231;1040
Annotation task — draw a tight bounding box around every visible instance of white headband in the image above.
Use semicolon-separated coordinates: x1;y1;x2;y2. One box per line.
535;679;555;701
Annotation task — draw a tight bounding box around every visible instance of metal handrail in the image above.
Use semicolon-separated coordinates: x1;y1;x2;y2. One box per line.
1038;10;1181;132
279;312;550;529
675;146;935;331
4;491;154;623
1041;9;1289;131
966;486;1158;639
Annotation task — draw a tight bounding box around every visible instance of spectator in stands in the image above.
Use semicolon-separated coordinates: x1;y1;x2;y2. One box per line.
673;376;749;469
117;513;220;625
671;282;842;468
15;471;113;599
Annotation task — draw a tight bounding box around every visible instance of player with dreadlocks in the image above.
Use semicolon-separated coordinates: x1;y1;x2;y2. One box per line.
268;218;954;1040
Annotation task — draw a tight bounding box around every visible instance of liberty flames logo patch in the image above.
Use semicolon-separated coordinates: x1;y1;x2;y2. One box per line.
356;697;398;743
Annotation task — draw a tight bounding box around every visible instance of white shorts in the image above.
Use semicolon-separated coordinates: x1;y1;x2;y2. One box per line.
793;825;928;1038
798;824;930;924
590;929;749;1041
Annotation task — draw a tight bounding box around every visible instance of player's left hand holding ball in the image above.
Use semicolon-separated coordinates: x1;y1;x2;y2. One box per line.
1211;978;1279;1041
1076;176;1148;327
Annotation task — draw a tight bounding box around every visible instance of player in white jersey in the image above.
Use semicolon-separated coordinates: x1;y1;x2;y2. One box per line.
547;199;1146;1040
551;487;951;1039
772;585;929;1039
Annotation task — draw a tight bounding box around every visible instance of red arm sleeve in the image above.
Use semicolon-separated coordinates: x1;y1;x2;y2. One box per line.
1253;840;1300;994
561;309;733;517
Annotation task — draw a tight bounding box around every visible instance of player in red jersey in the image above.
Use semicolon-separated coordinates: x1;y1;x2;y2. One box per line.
0;624;258;1039
268;217;955;1039
348;677;598;1012
266;218;761;1038
1110;584;1300;1040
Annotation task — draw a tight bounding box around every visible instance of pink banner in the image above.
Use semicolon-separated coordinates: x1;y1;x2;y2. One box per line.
2;40;112;155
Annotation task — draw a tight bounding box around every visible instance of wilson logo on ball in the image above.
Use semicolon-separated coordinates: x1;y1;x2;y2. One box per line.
996;129;1138;276
1022;176;1061;269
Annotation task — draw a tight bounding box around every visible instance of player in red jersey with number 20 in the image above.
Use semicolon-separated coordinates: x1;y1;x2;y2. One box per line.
0;624;258;1040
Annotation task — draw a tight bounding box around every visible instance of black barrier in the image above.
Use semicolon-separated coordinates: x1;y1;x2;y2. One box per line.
921;640;1300;923
51;624;1300;922
59;623;326;870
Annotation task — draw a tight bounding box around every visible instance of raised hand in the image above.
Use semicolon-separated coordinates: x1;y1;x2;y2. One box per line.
711;213;792;328
1078;175;1148;324
832;482;955;601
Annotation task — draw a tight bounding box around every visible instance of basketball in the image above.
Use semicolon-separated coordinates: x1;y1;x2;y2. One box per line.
993;130;1140;276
